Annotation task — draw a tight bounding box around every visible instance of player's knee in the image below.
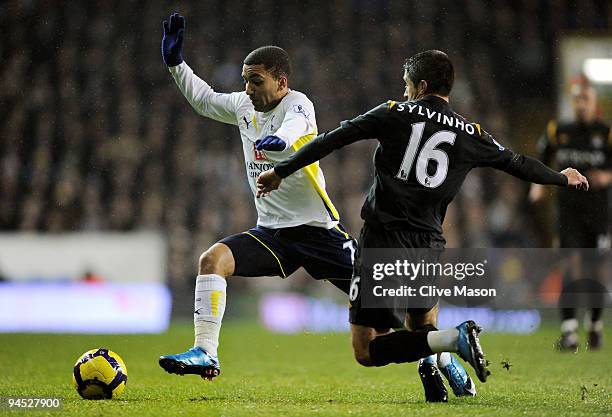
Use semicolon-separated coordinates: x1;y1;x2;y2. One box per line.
353;348;373;367
352;339;374;367
198;250;218;275
351;324;377;367
198;246;232;277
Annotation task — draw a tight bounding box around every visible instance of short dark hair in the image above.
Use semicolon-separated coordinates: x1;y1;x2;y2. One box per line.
244;46;291;79
404;50;454;96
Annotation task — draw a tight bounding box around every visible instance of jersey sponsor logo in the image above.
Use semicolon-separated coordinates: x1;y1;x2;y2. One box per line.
247;161;275;178
293;104;310;119
243;115;252;129
253;143;267;161
556;148;605;166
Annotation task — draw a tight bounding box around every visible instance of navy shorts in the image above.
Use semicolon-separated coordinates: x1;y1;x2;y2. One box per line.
219;224;356;294
349;223;445;329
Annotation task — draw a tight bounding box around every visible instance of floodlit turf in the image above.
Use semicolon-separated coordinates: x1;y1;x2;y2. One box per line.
0;321;610;416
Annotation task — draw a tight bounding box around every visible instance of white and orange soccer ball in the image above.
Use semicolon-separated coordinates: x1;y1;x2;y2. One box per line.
72;348;128;400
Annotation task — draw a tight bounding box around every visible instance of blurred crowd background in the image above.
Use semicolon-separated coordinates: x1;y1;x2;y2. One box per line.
1;1;610;310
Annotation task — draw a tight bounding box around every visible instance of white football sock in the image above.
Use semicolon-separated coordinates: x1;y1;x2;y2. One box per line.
586;320;603;333
427;329;459;353
437;351;452;368
561;318;578;334
193;274;227;357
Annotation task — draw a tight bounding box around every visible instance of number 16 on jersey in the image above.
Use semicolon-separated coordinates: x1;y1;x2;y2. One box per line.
395;122;456;189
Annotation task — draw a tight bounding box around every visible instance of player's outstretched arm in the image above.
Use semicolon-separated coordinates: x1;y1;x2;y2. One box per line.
269;113;381;177
476;134;587;191
257;103;389;197
504;153;590;190
161;13;241;125
256;126;365;198
255;126;355;198
470;129;581;189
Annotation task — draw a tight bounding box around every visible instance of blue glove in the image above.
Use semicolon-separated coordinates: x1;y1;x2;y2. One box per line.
162;13;185;67
255;136;287;151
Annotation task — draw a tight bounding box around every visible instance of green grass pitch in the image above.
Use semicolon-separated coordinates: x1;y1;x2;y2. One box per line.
1;321;610;416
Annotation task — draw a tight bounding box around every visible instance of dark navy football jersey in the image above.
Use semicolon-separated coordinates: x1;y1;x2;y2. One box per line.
537;119;611;244
275;95;567;235
538;119;611;173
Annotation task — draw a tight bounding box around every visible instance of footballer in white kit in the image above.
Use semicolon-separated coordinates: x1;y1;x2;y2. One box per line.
158;12;355;380
170;61;339;230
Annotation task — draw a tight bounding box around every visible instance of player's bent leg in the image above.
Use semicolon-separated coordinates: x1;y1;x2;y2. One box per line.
295;224;356;296
351;324;390;366
361;327;435;366
198;243;236;276
354;317;489;383
159;243;234;380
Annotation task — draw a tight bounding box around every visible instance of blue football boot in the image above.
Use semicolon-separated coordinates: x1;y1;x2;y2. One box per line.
417;355;448;402
438;352;477;397
455;320;490;383
159;347;220;380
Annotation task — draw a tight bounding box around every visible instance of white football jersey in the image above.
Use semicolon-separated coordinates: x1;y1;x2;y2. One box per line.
170;62;340;229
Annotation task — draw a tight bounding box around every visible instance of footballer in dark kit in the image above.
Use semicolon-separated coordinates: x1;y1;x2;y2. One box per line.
258;50;589;402
530;76;611;351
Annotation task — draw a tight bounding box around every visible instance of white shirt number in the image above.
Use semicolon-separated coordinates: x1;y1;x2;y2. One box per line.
395;122;456;188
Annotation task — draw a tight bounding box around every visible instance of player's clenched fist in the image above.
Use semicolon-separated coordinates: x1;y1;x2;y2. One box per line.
256;169;283;198
561;167;589;190
256;136;287;151
162;13;185;67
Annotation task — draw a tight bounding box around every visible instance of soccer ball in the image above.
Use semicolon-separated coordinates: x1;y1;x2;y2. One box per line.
72;348;128;400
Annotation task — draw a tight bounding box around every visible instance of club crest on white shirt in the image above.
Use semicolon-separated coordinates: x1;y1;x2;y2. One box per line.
253;143;266;161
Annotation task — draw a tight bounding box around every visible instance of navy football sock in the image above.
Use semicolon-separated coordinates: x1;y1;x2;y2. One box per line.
369;330;433;366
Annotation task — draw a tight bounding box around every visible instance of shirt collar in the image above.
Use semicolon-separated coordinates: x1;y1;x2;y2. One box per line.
418;95;451;111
